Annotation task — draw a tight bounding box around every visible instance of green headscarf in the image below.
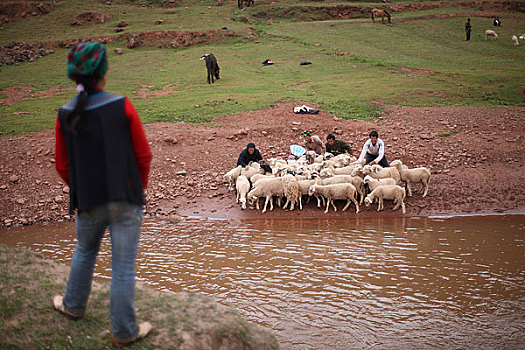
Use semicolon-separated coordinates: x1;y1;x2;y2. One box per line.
66;42;108;90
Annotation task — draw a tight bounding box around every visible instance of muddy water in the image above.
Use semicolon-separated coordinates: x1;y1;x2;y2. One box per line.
1;215;524;349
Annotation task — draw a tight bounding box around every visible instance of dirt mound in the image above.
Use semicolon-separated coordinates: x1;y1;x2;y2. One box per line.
253;5;367;21
38;28;243;49
0;1;54;23
70;12;112;26
0;42;54;66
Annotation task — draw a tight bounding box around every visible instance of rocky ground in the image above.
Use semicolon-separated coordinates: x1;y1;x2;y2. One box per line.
1;102;524;228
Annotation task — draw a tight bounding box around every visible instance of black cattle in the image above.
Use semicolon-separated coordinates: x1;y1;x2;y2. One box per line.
200;53;220;84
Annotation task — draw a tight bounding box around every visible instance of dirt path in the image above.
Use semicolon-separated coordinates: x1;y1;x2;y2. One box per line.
1;102;524;227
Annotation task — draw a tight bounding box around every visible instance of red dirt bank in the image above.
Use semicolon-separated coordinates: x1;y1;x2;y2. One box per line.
0;103;524;227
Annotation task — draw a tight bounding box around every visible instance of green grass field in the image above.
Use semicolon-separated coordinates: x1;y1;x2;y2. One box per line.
1;0;524;135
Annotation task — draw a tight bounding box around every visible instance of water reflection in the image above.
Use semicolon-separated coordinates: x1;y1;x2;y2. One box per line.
1;215;524;349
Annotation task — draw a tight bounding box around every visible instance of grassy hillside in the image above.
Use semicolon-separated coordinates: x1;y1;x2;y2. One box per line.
0;0;524;135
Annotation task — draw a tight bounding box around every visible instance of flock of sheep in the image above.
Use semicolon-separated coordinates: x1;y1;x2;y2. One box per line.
224;151;431;215
485;30;523;47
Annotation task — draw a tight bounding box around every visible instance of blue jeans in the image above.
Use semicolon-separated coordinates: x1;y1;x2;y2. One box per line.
62;201;144;339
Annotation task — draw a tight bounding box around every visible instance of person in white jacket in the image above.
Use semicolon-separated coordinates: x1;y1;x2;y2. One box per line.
357;131;389;167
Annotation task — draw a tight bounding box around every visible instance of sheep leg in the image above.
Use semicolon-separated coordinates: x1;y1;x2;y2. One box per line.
352;197;360;214
269;196;275;211
393;200;401;211
401;201;406;214
342;199;351;211
299;196;303;210
324;199;331;213
262;196;270;213
290;199;295;211
422;179;429;197
283;198;289;210
378;198;383;211
406;182;413;197
317;195;324;208
331;199;338;212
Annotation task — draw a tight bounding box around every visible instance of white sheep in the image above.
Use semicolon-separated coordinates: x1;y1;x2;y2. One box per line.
305;150;322;164
320;175;365;204
241;164;264;180
485;30;498;40
224;165;242;190
321;164;359;177
520;34;525;40
364;185;406;214
247;177;284;213
235;175;250;210
251;173;274;185
362;164;401;184
512;35;519;47
363;175;397;192
390;160;431;197
298;179;322;209
282;174;301;210
308;183;359;213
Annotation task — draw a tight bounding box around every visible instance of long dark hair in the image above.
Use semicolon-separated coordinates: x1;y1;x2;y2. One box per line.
65;84;89;134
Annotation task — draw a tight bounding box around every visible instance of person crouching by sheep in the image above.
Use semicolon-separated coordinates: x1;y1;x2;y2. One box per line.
237;143;272;173
325;133;353;156
357;131;389;167
303;130;325;155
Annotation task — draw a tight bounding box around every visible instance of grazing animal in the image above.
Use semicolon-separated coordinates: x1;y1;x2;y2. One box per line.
364;185;406;214
512;35;519;47
238;0;254;9
485;30;498;41
200;53;220;84
371;8;391;24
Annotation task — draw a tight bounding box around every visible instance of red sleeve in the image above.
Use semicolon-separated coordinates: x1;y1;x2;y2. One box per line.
55;115;70;186
125;98;152;189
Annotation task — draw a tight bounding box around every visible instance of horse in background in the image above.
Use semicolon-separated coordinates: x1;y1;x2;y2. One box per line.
371;8;391;24
238;0;254;9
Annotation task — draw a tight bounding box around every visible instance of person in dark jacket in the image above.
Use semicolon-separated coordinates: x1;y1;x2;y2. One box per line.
237;143;272;173
53;42;153;348
493;16;501;27
325;134;353;156
465;18;472;41
237;142;263;167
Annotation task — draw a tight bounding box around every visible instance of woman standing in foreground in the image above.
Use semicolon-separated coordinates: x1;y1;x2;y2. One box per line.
53;42;153;347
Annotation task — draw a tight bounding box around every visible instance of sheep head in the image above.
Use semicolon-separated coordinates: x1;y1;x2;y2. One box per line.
319;168;333;178
390;159;402;168
371;164;383;173
324;152;334;160
308;184;319;196
364;195;373;207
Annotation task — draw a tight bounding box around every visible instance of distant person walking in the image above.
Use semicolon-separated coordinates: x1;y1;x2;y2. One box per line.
465;18;472;41
357;131;389;167
53;42;153;347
